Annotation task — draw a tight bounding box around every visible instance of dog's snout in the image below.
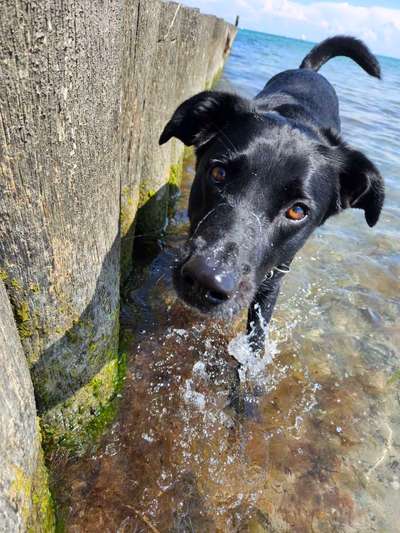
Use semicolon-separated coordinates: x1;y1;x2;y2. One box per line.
181;256;235;305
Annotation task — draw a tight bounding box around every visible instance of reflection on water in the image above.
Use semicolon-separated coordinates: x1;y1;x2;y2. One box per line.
55;150;400;532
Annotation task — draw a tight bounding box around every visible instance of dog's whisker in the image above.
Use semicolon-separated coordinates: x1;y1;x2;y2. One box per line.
190;208;217;240
250;210;263;235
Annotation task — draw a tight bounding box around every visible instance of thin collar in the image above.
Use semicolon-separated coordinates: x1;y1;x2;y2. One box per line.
264;263;291;280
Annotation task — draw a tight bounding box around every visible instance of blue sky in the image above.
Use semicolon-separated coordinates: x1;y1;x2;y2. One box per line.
182;0;400;58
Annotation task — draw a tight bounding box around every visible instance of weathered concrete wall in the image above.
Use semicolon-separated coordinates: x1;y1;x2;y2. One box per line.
121;2;238;274
120;0;162;275
0;281;54;531
0;0;124;454
0;0;236;458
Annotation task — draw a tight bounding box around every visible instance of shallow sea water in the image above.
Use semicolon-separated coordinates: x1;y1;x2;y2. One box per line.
57;31;400;532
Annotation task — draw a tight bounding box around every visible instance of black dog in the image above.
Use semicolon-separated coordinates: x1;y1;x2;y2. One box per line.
159;36;384;350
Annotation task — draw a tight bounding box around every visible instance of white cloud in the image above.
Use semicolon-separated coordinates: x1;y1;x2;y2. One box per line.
235;0;400;57
182;0;400;57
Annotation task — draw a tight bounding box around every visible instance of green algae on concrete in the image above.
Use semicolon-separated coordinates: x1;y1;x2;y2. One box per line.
0;279;55;531
15;301;34;339
120;186;138;239
120;186;139;280
9;466;33;528
0;264;126;458
168;155;185;211
168;155;185;189
39;315;126;457
7;457;55;533
0;274;38;340
1;274;42;351
41;355;124;455
130;66;227;245
134;185;171;240
28;439;56;533
387;369;400;385
204;65;224;90
134;153;188;242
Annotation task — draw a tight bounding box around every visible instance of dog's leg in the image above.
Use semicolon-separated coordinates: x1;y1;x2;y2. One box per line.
246;278;282;352
228;278;282;418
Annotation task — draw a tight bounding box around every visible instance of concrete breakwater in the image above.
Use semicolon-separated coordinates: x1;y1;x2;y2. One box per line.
0;281;54;531
0;0;236;528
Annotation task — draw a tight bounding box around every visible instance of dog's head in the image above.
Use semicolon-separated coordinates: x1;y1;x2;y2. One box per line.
160;91;384;318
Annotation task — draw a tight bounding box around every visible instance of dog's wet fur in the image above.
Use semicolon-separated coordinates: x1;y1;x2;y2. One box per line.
160;36;384;347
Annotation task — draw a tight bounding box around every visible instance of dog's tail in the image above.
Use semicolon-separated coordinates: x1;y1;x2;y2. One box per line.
300;35;381;79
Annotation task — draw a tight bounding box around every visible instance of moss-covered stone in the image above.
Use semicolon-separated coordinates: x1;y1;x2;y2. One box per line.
29;283;41;294
7;427;55;532
205;66;224;90
120;184;142;282
1;279;124;459
11;278;23;290
120;185;137;238
138;187;158;210
40;348;126;456
9;466;33;527
28;440;56;532
128;68;220;245
168;156;184;212
0;273;42;345
119;327;135;353
169;160;184;189
134;185;170;240
15;301;37;339
388;369;400;385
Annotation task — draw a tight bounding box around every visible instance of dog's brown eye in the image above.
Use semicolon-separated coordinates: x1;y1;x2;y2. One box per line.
210;165;226;184
286;203;308;221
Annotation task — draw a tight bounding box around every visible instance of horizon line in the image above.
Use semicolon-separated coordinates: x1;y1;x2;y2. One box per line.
234;26;400;62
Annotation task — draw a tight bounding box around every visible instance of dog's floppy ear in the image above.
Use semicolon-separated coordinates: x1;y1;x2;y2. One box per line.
159;91;249;147
320;136;385;227
337;145;384;227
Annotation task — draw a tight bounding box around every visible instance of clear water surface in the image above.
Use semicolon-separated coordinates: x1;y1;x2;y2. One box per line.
57;30;400;532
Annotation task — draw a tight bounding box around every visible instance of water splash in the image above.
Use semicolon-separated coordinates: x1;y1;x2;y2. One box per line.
228;330;278;383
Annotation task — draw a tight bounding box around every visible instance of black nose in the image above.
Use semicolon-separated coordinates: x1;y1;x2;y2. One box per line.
181;256;235;305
